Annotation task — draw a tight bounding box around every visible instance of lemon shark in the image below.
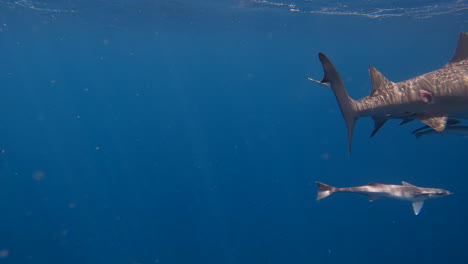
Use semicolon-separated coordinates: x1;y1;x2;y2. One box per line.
316;181;452;215
312;32;468;153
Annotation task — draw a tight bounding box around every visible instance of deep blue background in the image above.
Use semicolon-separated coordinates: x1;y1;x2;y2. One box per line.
0;1;467;263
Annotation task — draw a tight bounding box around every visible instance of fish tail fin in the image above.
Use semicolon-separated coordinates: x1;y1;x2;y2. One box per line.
318;52;358;154
315;181;337;200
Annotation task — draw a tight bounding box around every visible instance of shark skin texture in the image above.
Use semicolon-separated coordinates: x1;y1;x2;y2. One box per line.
312;32;468;154
316;181;452;215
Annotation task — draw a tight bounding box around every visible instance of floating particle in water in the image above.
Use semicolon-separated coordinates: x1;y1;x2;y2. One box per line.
32;170;45;181
320;153;331;160
0;249;9;258
68;203;76;209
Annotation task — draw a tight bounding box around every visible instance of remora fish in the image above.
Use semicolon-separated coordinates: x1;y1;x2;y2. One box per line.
316;181;452;215
313;32;468;153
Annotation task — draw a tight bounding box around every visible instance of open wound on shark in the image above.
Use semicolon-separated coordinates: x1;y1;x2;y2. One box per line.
310;32;468;154
316;181;452;215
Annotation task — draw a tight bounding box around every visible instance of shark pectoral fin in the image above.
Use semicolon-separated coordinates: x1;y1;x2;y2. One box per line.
412;201;424;215
370;117;388;138
416;114;447;132
402;181;416;187
446;32;468;65
366;194;381;201
411;119;456;134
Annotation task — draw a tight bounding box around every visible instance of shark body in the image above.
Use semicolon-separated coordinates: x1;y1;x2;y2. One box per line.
314;32;468;153
316;181;452;215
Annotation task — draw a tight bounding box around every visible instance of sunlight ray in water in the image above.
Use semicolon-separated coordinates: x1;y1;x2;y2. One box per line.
1;0;467;19
252;0;468;18
1;0;76;13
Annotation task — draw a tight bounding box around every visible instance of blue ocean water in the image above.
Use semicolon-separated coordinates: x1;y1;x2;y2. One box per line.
0;0;467;263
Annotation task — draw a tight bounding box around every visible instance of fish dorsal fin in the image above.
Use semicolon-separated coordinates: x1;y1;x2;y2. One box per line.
416;114;448;132
370;117;388;138
402;181;416;187
368;182;382;186
446;32;468;65
369;66;394;96
412;201;424;215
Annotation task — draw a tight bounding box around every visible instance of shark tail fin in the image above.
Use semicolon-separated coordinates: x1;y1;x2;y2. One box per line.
318;53;358;154
316;181;337;200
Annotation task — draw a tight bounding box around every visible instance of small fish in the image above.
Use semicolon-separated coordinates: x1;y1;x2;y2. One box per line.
316;181;452;215
310;32;468;154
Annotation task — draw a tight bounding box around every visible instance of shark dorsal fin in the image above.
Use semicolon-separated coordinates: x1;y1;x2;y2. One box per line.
369;66;394;96
402;181;416;187
416;114;448;132
447;32;468;65
412;201;424;215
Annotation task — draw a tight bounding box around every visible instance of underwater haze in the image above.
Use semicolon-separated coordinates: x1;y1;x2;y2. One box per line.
0;0;467;263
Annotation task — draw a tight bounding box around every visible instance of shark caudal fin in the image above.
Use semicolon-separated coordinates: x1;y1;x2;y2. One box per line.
315;181;337;200
318;53;358;154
